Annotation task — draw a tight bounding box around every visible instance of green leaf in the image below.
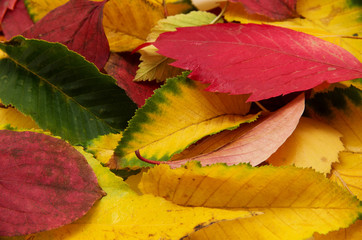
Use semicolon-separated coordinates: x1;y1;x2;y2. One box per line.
0;36;137;145
110;72;259;169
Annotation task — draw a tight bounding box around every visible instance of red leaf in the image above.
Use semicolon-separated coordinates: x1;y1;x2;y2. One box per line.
0;0;17;22
104;52;160;107
153;23;362;102
0;130;105;236
2;0;33;39
167;93;305;168
229;0;298;20
22;0;109;70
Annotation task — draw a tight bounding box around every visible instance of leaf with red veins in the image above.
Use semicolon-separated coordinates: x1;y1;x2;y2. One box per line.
22;0;109;70
167;94;305;168
229;0;298;20
0;0;17;22
2;0;33;39
0;130;105;236
104;52;160;107
153;23;362;102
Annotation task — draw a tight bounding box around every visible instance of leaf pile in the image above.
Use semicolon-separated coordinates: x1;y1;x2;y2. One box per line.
0;0;361;239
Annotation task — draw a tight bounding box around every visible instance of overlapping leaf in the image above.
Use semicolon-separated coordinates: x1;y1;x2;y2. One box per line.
168;94;305;168
0;130;104;236
136;11;222;82
104;52;160;107
224;0;362;61
1;0;33;39
0;106;39;129
267;117;345;174
153;23;362;102
0;0;17;22
110;73;259;168
22;0;109;69
0;36;137;145
229;0;298;20
314;220;362;240
140;162;362;240
1;148;256;240
306;86;362;152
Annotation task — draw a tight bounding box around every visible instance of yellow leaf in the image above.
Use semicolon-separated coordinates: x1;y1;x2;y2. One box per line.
330;151;362;201
2;148;255;240
224;0;362;61
110;73;259;168
136;11;222;82
306;86;362;153
86;133;123;164
25;0;191;52
267;117;344;175
140;162;362;240
0;106;39;129
314;220;362;240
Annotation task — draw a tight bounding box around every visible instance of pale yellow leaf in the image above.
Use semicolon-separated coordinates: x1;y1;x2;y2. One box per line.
314;220;362;240
0;107;39;129
267;117;345;175
140;162;362;240
136;11;223;82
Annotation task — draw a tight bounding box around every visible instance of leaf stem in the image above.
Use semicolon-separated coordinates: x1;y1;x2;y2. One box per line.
162;0;169;17
255;101;270;113
135;150;162;165
332;170;354;195
210;2;229;24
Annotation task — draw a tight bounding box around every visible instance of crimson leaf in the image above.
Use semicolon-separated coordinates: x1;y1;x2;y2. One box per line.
22;0;109;69
0;130;105;236
153;23;362;102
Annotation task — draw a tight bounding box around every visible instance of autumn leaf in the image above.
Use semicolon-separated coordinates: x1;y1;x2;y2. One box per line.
224;0;362;61
136;10;222;82
1;148;256;240
229;0;298;20
22;0;109;69
0;36;137;145
110;73;259;168
306;86;362;153
104;52;160;107
314;220;362;239
169;94;305;168
267;117;345;174
0;106;39;129
86;133;122;164
140;162;362;240
0;0;17;22
153;23;362;102
0;130;104;236
1;0;33;39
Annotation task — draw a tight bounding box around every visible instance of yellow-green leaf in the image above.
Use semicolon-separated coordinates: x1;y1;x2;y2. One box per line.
224;0;362;61
140;162;362;240
267;117;345;175
1;148;255;240
110;73;259;168
0;106;39;129
330;151;362;200
169;94;305;168
86;133;123;164
306;86;362;153
136;11;222;82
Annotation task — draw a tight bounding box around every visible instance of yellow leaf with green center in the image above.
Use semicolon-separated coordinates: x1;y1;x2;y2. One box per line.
267;117;345;175
25;0;192;52
86;133;123;164
224;0;362;61
110;73;259;169
306;86;362;153
1;148;256;240
140;162;362;240
136;11;223;82
0;107;39;129
330;151;362;200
